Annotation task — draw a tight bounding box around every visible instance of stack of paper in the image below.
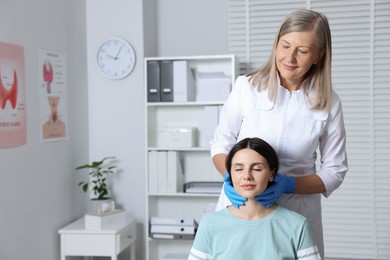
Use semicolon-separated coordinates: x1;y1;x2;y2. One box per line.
149;216;198;240
196;71;231;102
184;181;223;194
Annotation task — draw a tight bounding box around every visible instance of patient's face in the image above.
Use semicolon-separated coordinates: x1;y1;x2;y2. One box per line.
230;148;273;199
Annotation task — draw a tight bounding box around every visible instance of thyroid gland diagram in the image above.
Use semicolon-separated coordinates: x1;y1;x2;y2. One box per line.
43;59;53;94
0;69;18;110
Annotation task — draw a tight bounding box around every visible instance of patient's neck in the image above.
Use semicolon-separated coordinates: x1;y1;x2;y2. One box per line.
228;198;276;220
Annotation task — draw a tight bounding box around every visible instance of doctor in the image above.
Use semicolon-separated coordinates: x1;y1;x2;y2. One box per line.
210;9;348;259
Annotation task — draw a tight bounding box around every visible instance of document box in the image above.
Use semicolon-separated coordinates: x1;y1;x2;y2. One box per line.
158;127;197;148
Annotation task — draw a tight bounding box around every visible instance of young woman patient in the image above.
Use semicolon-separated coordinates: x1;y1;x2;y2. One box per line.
188;137;321;260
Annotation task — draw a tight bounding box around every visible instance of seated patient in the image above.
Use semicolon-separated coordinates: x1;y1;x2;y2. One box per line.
188;137;321;260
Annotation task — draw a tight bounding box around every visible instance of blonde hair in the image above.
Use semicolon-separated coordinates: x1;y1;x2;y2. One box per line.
247;9;333;110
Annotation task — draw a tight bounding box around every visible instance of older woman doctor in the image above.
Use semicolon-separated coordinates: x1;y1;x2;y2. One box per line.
210;9;348;259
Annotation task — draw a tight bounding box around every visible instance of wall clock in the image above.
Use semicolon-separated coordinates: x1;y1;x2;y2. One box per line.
96;37;136;80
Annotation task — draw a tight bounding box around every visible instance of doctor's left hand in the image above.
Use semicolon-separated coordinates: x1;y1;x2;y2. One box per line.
255;173;296;207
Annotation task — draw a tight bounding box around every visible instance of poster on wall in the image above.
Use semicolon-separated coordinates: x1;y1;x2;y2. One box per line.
0;42;26;148
37;50;67;142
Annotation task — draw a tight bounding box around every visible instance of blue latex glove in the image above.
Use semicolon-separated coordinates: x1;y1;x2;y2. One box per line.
223;172;247;208
255;173;296;207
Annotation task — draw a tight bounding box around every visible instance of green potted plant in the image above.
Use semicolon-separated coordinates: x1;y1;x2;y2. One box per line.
75;156;117;213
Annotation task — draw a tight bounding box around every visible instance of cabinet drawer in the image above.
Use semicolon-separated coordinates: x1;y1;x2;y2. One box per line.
117;221;136;253
62;233;116;255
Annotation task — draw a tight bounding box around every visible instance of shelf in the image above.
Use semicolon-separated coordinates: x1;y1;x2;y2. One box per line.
148;193;220;198
145;54;236;61
147;101;225;107
145;54;237;260
148;147;210;152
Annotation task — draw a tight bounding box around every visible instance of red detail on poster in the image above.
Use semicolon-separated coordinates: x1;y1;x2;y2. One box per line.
0;70;18;109
0;42;26;147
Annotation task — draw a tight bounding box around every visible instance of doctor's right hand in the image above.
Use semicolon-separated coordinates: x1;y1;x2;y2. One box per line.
223;172;247;208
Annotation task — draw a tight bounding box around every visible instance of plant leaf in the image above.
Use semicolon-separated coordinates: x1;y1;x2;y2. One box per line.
82;183;88;193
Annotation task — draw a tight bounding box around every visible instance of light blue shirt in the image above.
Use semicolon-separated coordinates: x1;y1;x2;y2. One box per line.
188;206;321;260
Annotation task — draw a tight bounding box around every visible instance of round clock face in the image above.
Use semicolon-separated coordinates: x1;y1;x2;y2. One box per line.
96;38;136;79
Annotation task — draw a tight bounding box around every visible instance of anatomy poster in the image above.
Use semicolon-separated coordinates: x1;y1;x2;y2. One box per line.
38;50;67;141
0;42;26;147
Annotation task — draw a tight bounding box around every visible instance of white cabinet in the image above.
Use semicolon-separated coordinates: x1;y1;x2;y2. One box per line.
144;55;238;260
59;217;137;260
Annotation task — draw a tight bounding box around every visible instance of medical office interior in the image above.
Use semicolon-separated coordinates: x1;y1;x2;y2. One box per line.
0;0;389;260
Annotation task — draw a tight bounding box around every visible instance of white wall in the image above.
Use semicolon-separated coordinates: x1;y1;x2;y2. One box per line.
85;0;147;259
156;0;229;57
0;0;89;259
0;0;229;259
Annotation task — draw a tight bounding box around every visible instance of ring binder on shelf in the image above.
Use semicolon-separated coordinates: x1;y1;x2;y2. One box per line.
150;217;197;226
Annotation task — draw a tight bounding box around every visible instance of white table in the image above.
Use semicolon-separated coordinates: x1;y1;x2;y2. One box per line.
58;216;136;260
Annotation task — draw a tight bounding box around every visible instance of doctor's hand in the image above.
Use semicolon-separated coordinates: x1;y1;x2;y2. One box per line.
255;173;296;207
223;172;247;208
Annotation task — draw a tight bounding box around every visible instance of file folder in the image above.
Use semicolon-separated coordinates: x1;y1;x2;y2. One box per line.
157;151;167;193
150;216;197;226
167;151;184;193
150;233;195;240
173;60;195;102
148;151;158;193
160;60;174;102
147;61;160;102
151;224;196;235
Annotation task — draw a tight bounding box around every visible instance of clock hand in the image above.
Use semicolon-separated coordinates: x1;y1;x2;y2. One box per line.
106;54;116;59
114;46;123;60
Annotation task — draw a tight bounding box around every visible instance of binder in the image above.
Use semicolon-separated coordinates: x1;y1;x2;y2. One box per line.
147;61;160;102
150;216;197;226
173;60;195;102
151;224;197;235
201;106;219;147
157;151;167;193
167;151;184;193
160;60;174;102
148;151;158;193
150;233;195;240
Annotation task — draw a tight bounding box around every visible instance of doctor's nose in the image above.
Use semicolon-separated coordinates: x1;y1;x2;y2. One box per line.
286;50;297;63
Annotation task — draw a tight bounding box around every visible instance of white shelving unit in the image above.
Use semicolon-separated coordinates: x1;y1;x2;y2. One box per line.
144;55;238;260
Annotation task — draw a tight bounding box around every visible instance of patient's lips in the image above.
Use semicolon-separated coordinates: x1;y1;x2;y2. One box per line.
0;70;18;109
241;184;256;190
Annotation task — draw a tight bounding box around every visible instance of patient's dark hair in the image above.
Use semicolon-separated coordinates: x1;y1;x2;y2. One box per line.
225;137;279;178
